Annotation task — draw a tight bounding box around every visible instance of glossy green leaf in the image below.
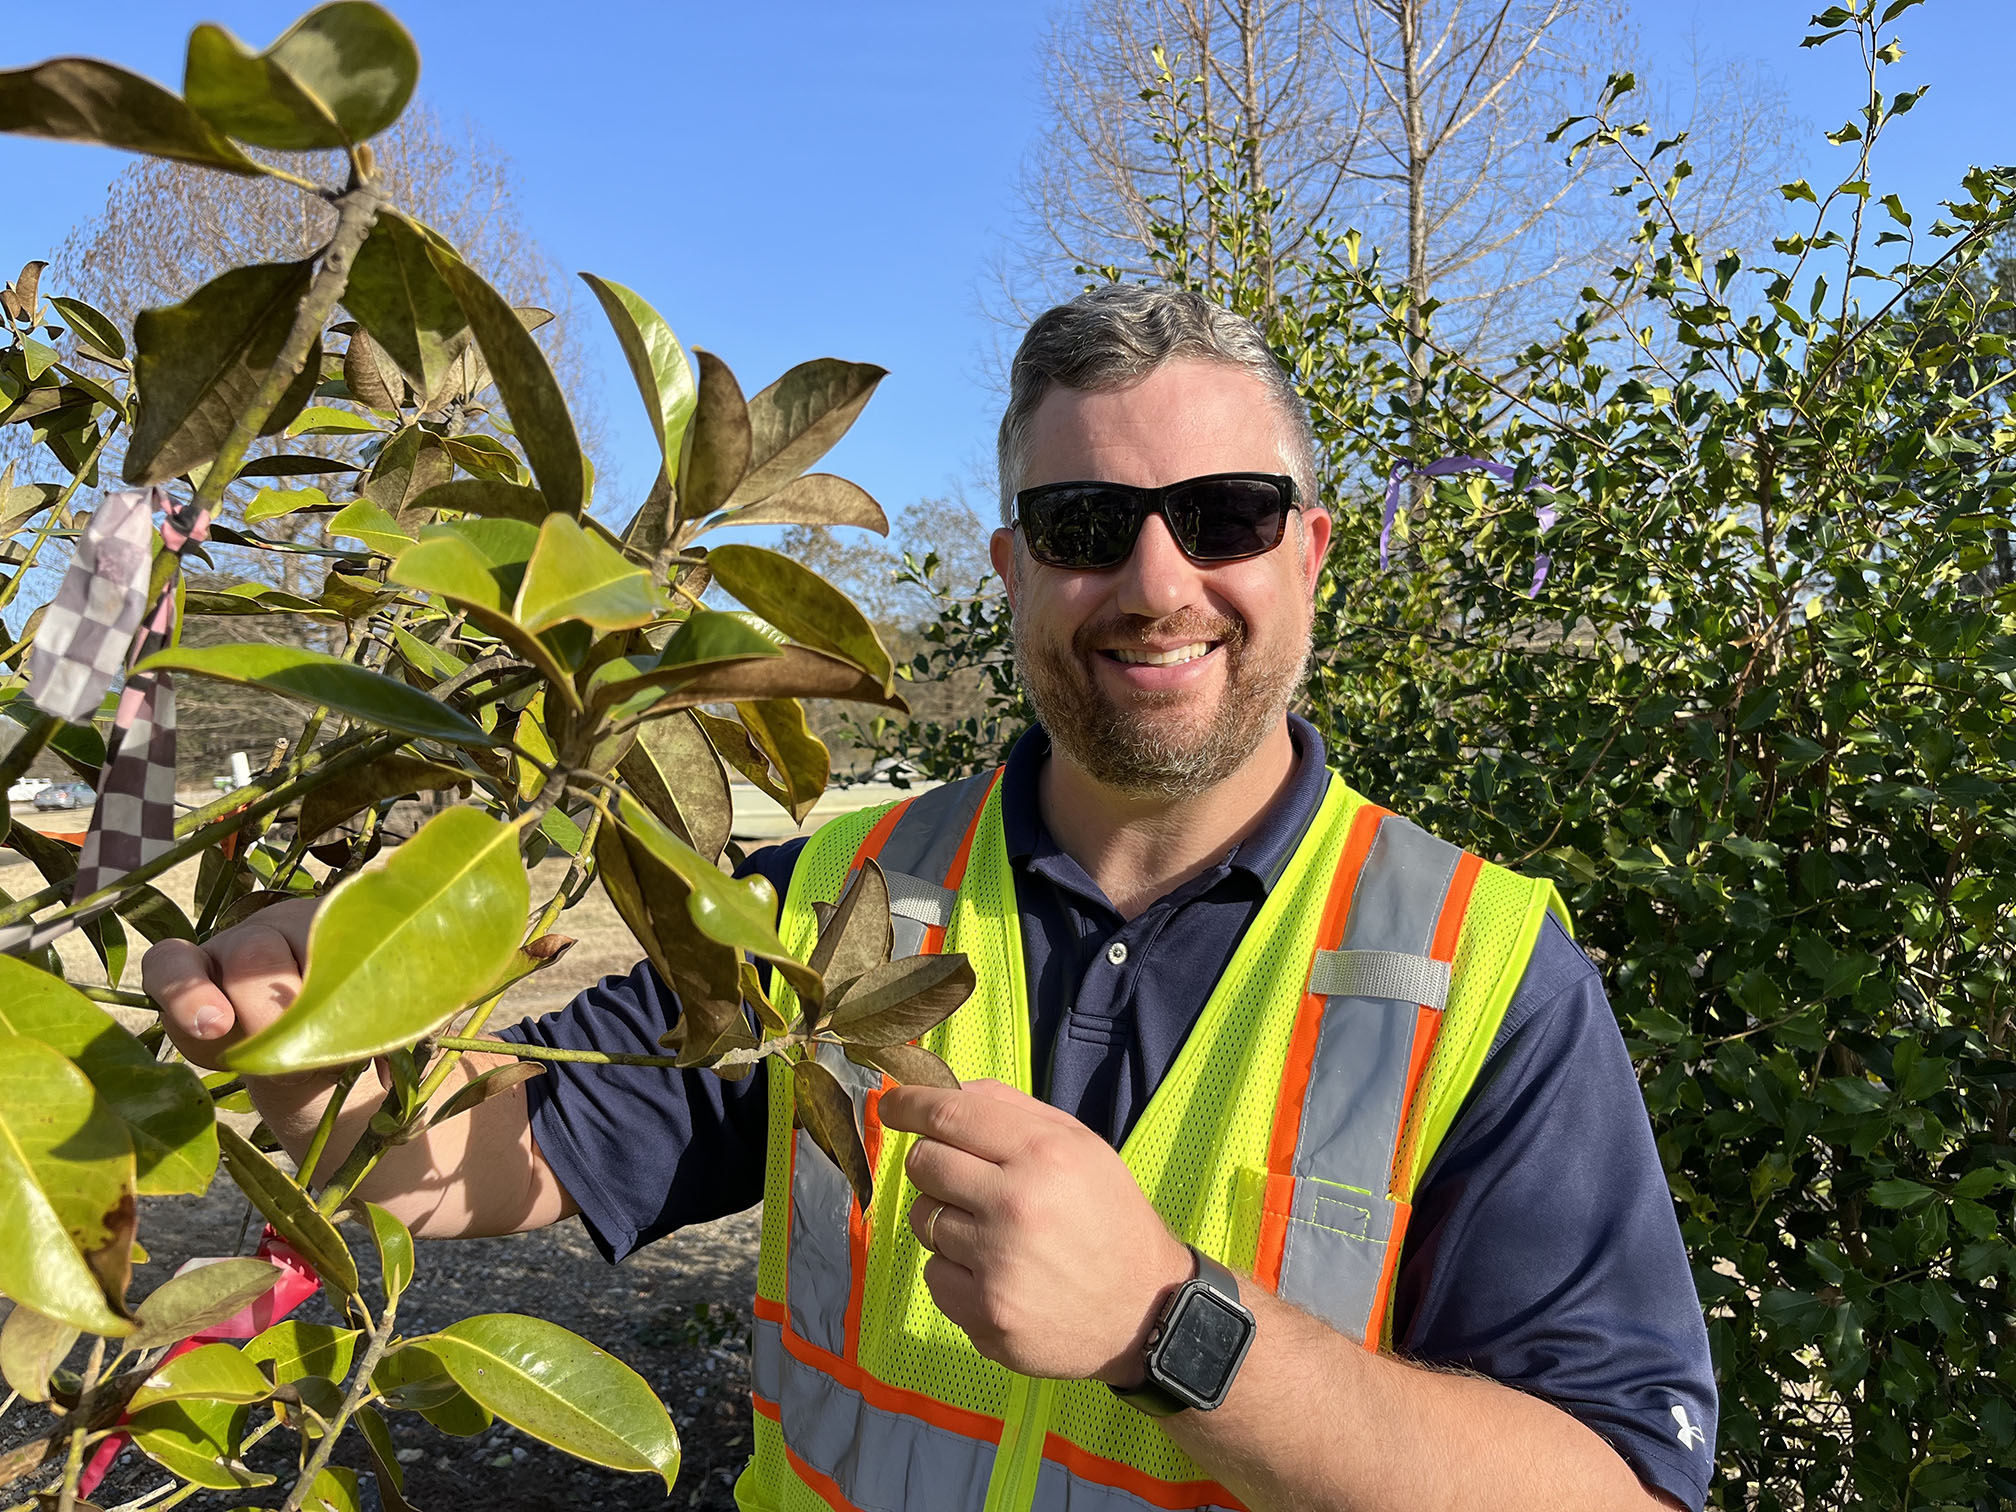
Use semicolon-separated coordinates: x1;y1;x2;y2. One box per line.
344;210;467;397
214;1123;359;1297
136;643;491;746
128;1341;275;1411
124;259;314;485
736;698;829;823
183;3;418;149
0;58;262;173
245;484;333;522
130;1258;287;1349
441;432;526;482
514;513;664;633
431;250;582;516
0;1034;135;1336
592;816;744;1035
676;350;751;522
357;1404;417;1512
373;1341;492;1434
585;612;784;712
704;543;894;690
615;792;822;1006
708;472;888;534
128;1396;270;1488
287;1466;360;1512
0;1304;77;1402
618;709;733;863
406;477;549;523
795;1057;873;1207
363;1200;414;1306
424;1313;680;1486
286;404;381;437
390;623;468;684
328;497;413;555
824;953;976;1045
242;1319;358;1385
390;516;537;609
581;273;695;490
726;359;886;507
49;296;125;361
224;807;529;1074
0;956;216;1196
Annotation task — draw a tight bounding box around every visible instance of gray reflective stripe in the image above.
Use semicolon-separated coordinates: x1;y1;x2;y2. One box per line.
1307;948;1450;1010
885;869;957;928
1030;1456;1244;1512
1280;815;1462;1341
752;1316;997;1510
875;772;994;884
787;1042;881;1356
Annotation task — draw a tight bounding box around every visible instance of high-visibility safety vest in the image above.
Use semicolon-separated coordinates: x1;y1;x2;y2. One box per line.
737;767;1568;1512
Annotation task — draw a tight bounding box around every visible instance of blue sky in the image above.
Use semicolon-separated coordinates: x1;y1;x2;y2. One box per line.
3;0;2010;536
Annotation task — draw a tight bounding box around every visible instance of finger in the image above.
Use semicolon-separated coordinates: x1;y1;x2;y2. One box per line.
143;939;235;1057
905;1138;1002;1210
211;921;307;1039
908;1195;978;1261
921;1252;982;1330
880;1085;1036;1163
960;1078;1080;1128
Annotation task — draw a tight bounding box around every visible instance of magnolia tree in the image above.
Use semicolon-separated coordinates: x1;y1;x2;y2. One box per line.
0;6;969;1506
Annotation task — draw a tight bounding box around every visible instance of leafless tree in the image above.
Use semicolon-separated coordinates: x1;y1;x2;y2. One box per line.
1008;0;1795;364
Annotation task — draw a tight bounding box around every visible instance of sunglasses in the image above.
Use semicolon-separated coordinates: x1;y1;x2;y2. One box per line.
1013;472;1302;571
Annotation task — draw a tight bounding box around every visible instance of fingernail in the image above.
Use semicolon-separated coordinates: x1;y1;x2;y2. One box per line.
192;1006;226;1039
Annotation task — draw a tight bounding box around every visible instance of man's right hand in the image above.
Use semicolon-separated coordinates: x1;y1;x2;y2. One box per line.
143;897;322;1074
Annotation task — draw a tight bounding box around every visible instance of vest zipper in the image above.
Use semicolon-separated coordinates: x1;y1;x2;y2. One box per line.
982;1374;1053;1512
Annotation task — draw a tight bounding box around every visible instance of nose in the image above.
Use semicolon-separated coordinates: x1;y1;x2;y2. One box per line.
1112;512;1204;620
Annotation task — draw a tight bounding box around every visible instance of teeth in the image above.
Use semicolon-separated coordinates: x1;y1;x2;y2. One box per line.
1112;643;1212;666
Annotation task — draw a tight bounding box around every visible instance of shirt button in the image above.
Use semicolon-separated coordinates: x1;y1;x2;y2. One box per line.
1106;941;1129;966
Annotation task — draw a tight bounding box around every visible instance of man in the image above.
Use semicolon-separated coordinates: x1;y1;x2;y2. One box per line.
146;286;1716;1512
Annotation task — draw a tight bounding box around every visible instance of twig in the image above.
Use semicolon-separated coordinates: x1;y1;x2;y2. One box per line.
432;1035;686;1068
275;1292;399;1512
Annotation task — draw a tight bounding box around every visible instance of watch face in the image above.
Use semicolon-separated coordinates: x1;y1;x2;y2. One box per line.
1155;1287;1251;1405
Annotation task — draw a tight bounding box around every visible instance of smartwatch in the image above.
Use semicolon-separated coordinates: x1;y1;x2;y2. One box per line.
1110;1245;1256;1416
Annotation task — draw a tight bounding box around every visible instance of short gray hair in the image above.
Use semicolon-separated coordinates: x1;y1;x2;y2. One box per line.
996;284;1317;524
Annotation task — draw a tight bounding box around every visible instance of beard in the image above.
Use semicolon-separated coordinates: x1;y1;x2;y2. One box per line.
1013;594;1313;800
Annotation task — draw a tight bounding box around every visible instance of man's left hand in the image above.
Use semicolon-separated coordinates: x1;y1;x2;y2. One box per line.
878;1079;1192;1384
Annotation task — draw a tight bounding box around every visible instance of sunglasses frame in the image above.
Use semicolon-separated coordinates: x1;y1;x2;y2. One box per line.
1012;471;1303;570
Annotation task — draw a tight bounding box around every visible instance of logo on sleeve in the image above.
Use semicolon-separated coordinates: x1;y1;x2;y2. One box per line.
1671;1403;1707;1452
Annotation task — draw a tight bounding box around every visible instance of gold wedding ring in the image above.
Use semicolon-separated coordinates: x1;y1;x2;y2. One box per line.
925;1201;946;1253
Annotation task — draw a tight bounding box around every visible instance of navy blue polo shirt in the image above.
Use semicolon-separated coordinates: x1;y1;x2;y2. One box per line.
501;717;1718;1509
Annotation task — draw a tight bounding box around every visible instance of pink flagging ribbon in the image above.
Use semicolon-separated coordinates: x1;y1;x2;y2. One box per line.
1380;456;1557;594
77;1229;322;1497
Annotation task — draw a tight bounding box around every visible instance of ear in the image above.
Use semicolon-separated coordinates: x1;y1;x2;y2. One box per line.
990;526;1021;612
1299;507;1333;595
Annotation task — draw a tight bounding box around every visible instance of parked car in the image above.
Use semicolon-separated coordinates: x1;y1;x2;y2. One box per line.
32;781;96;811
6;777;52;803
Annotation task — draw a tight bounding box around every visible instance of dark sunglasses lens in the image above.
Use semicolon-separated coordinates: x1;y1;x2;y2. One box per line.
1024;486;1141;567
1165;477;1292;560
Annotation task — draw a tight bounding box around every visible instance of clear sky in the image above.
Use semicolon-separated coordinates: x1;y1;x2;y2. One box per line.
3;0;2010;536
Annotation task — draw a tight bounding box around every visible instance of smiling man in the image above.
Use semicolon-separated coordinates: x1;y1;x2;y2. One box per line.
146;286;1716;1512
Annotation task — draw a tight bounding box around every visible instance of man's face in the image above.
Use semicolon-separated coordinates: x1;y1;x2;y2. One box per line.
989;359;1333;798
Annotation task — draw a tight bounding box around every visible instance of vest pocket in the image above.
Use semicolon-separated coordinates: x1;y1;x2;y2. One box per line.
1233;1165;1410;1349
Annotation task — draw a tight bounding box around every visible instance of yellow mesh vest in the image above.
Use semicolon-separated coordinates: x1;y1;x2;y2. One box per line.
738;775;1561;1511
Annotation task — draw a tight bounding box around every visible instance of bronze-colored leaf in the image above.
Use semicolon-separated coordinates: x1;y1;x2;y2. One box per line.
726;359;886;507
845;1041;960;1090
295;754;469;843
592;817;743;1022
619;710;732;863
705;473;887;535
675;350;750;524
793;1057;872;1207
824;953;976;1046
621;644;908;723
343;330;406;415
807;857;892;986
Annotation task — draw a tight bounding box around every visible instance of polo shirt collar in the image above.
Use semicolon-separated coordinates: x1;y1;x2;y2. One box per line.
999;713;1331;893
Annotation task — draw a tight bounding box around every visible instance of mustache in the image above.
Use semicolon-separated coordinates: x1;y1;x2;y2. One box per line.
1070;609;1246;658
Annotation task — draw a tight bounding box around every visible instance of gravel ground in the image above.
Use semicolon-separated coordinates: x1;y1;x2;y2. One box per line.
0;834;772;1510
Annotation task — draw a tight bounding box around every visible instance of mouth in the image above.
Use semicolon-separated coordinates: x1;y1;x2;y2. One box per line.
1104;641;1218;667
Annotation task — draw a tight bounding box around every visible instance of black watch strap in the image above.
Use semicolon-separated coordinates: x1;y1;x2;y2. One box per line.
1110;1245;1252;1417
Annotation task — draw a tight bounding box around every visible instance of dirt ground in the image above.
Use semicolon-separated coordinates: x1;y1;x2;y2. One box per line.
0;842;767;1510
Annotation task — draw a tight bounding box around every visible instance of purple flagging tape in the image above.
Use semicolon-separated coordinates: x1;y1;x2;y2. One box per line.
1380;456;1556;594
3;491;211;956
